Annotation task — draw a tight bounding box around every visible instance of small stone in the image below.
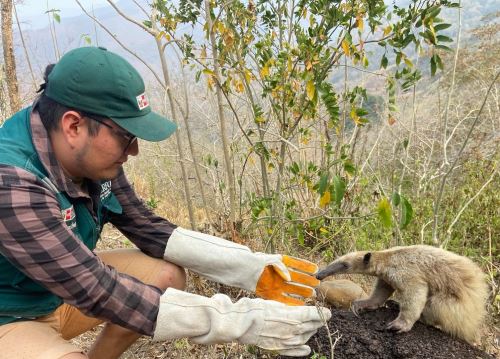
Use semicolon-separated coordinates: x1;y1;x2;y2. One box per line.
317;279;367;309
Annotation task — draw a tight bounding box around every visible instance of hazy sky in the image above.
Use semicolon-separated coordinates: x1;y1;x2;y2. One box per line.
15;0;111;28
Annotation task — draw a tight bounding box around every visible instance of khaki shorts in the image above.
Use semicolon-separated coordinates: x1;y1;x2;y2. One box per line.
0;249;167;359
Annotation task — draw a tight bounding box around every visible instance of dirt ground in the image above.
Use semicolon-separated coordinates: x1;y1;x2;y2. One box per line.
280;300;497;359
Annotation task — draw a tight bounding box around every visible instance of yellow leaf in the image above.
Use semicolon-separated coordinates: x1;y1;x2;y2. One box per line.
244;69;252;82
319;191;331;208
404;57;413;67
319;227;329;234
224;32;234;47
357;17;364;32
248;154;255;166
200;47;207;64
156;31;165;40
287;57;293;72
383;25;392;36
302;7;307;19
234;79;244;93
216;21;225;33
255;116;266;124
388;115;396;126
306;80;315;101
350;107;362;125
203;68;215;76
260;64;269;78
341;39;350;56
207;75;214;90
305;60;313;71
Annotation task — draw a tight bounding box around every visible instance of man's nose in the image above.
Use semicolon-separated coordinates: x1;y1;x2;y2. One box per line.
125;139;139;156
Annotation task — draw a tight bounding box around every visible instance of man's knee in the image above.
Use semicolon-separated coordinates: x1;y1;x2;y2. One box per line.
153;261;186;292
60;353;88;359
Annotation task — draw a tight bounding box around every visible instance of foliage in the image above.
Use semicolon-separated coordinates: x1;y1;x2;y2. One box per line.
149;0;462;251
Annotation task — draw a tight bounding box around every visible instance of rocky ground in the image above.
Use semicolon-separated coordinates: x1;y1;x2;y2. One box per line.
280;301;496;359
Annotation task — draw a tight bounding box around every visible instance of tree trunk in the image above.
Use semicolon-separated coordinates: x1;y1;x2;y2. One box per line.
153;35;197;231
204;0;237;229
1;0;21;113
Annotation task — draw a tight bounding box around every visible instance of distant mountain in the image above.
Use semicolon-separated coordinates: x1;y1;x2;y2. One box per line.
9;0;499;97
12;0;173;94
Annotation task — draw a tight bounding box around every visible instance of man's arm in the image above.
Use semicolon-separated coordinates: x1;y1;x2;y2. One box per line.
108;169;177;258
0;165;161;335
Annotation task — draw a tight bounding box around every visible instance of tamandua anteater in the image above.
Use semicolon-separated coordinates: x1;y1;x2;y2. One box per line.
316;245;489;343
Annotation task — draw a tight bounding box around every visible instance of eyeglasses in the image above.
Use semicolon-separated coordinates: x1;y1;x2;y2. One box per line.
85;116;137;154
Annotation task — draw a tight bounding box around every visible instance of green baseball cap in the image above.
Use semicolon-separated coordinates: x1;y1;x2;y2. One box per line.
45;46;176;141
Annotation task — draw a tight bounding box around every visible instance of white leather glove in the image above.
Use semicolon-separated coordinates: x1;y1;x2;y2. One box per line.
164;227;320;305
153;288;331;356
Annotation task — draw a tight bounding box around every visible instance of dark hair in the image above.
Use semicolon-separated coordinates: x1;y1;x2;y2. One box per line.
36;64;104;136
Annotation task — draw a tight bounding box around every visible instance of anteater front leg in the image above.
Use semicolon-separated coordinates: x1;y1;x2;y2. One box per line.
387;283;428;333
352;278;394;316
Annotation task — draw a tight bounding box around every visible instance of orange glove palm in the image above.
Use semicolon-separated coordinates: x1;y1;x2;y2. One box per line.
255;255;320;306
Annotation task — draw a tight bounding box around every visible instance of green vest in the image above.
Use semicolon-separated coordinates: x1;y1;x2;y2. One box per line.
0;107;122;325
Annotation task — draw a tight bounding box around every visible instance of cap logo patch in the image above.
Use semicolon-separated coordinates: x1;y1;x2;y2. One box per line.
136;93;149;110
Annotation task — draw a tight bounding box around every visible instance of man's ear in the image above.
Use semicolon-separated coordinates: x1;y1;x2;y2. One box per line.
60;111;85;142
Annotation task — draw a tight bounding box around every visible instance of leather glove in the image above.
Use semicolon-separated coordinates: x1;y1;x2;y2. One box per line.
153;288;332;356
164;227;320;305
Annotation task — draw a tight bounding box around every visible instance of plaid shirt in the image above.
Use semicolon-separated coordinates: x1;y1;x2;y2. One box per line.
0;109;177;336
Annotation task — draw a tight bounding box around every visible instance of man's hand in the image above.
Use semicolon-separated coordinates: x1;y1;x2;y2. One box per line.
163;228;320;305
154;288;332;356
255;255;320;305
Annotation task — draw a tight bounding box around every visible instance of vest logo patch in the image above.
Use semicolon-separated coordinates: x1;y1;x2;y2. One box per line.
61;206;76;229
136;93;149;110
100;181;112;201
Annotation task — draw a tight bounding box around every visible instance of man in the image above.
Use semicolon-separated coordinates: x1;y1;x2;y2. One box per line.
0;47;331;359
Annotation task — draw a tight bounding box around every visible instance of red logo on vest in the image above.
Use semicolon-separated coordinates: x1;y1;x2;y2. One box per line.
136;93;149;110
61;207;75;222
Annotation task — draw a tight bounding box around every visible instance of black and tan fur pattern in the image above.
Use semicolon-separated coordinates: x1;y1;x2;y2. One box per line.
317;245;489;343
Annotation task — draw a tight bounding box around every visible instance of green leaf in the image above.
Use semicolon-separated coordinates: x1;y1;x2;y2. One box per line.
333;175;346;207
434;23;452;31
391;192;401;206
377;198;392;228
435;54;444;70
430;55;437;76
319;83;340;127
343;160;356;176
318;172;329;195
437;35;453;43
381;54;388;69
399;195;413;229
289;162;300;175
53;13;61;23
435;45;453;51
428;6;441;19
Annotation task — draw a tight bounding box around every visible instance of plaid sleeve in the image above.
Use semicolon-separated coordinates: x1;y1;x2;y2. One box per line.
108;169;177;258
0;165;161;336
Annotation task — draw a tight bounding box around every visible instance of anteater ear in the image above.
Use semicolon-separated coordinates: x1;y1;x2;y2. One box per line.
363;252;372;264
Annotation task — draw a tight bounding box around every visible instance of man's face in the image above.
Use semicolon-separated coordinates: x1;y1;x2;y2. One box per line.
74;117;139;181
